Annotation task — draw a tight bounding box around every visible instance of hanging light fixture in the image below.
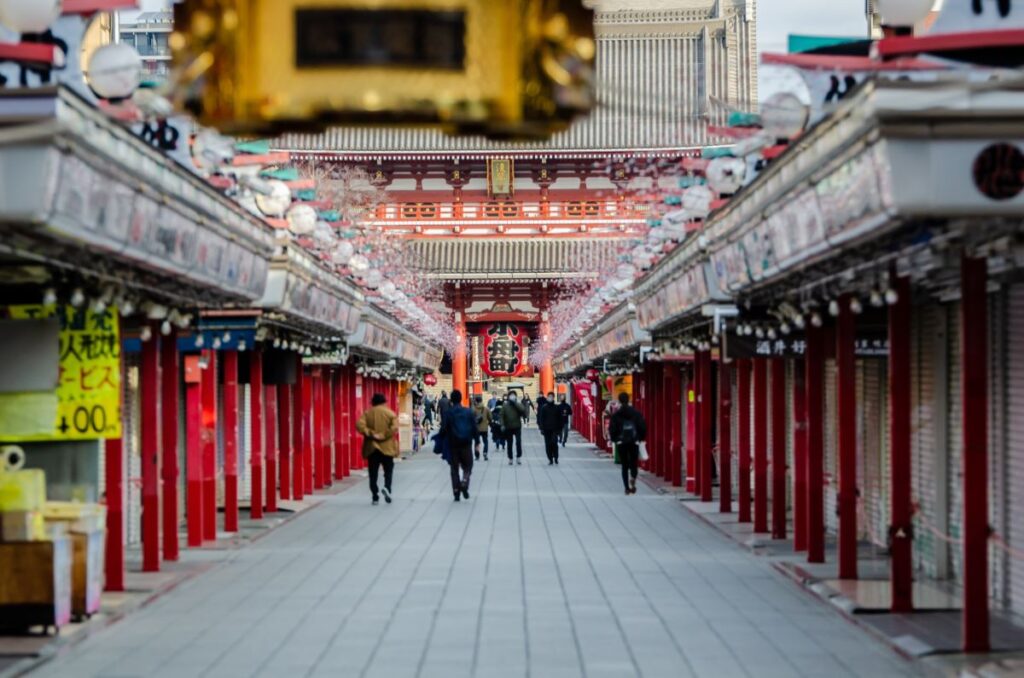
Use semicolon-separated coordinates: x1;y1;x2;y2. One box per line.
86;43;144;101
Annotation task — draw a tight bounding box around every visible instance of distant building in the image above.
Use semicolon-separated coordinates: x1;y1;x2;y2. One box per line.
117;10;173;81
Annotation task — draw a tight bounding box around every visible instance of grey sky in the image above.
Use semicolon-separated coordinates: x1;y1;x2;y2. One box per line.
757;0;869;53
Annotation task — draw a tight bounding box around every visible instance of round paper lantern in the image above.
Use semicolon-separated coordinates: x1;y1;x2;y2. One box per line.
876;0;933;27
191;128;235;172
364;269;383;289
332;240;355;266
0;0;61;34
761;92;809;140
312;221;336;248
706;157;747;196
255;180;292;218
681;185;715;220
86;43;143;101
616;263;637;280
348;254;371;276
379;280;398;299
286;204;317;235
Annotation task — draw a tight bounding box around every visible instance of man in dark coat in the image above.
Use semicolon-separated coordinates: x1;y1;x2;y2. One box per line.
609;392;647;495
537;392;561;465
437;391;452;424
556;394;572;446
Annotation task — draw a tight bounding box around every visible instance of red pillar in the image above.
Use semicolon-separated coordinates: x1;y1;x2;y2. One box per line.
961;255;989;652
793;359;808;551
292;363;305;500
837;295;858;578
686;369;697;493
648;363;662;476
250;351;264;520
278;379;292;501
185;355;203;547
350;370;362;471
718;357;732;513
669;364;683;488
140;329;161;572
752;358;768;532
771;359;787;539
334;369;346;480
311;368;325;490
223;351;239;533
104;438;124;591
692;358;703;496
700;351;713;503
322;371;333;483
805;325;826;563
160;329;179;561
737;358;752;523
303;366;314;494
889;276;913;610
201;349;217;541
265;384;278;512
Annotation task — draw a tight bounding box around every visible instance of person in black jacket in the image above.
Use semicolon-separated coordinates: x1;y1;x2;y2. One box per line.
537;392;561;465
609;392;647;495
556;394;572;446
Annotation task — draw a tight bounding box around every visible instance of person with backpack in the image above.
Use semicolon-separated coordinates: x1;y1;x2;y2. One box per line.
501;392;527;465
537;392;561;465
355;393;399;505
609;392;647;495
442;390;476;501
472;395;491;461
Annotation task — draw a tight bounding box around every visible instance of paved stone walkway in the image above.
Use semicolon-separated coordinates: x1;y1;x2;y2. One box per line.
34;430;919;678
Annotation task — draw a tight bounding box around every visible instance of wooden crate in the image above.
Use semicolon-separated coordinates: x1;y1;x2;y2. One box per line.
0;537;72;633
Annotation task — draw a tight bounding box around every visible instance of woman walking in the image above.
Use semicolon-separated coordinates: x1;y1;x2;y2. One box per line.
356;393;399;505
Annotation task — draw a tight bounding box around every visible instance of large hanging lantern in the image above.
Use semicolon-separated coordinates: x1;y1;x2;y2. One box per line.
681;185;715;220
364;269;383;289
86;43;143;101
761;92;809;141
0;0;62;34
348;254;371;276
286;204;317;235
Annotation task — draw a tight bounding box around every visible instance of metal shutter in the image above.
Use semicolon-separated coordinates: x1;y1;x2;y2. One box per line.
824;360;838;536
240;385;251;503
124;354;141;546
730;365;739;501
786;361;794;514
912;304;943;579
1006;285;1024;613
859;360;889;549
948;302;964;581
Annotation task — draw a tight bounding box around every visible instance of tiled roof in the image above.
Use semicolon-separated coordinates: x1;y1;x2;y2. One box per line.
405;238;625;279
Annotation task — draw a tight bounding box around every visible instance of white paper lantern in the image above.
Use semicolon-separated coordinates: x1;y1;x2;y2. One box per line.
364;269;383;289
312;220;336;248
876;0;933;27
706;157;747;196
761;92;809;141
681;185;715;220
332;240;355;266
379;280;398;300
616;263;637;280
349;254;371;276
286;204;317;235
86;43;143;101
255;180;292;218
0;0;61;34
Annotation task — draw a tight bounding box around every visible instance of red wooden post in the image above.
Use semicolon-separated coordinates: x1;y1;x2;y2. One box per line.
793;360;808;550
961;255;989;652
752;358;768;532
693;358;703;496
160;328;179;561
686;369;697;493
140;329;161;572
311;368;324;490
719;357;732;513
700;351;713;502
648;363;660;475
302;366;314;494
104;437;124;590
278;379;292;501
184;355;203;547
805;325;826;563
201;349;217;541
350;370;362;471
265;384;278;512
250;351;264;520
322;371;333;485
889;276;913;609
837;295;858;578
334;369;346;480
737;358;752;523
292;363;305;500
770;359;787;539
669;364;683;488
223;351;239;532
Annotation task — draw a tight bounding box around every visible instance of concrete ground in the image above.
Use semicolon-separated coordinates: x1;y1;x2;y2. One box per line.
29;430;920;678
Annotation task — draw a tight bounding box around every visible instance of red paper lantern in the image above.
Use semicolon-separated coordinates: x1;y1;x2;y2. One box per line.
424;373;438;386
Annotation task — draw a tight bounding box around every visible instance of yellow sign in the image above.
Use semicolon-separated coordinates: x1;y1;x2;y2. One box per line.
1;305;121;441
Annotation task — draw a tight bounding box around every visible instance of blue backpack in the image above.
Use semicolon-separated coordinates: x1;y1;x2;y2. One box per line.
449;407;477;444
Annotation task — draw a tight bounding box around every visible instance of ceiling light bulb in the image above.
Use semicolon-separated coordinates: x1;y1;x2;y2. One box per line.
120;299;135;316
850;297;864;315
870;290;884;308
139;325;152;342
69;288;85;308
793;315;806;330
160;320;172;336
213;337;222;349
828;300;840;317
885;288;900;306
755;327;765;339
42;287;57;306
195;335;205;348
779;322;791;335
767;329;777;340
810;313;823;328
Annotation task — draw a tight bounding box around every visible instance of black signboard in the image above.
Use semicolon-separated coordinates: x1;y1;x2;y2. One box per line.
725;330;889;360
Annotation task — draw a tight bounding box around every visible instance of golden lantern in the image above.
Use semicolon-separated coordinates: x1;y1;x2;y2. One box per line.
170;0;595;139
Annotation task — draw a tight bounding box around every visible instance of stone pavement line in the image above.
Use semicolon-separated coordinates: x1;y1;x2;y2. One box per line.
463;458;502;678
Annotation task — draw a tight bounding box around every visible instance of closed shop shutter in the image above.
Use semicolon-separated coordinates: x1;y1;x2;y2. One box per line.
124;354;141;546
1003;286;1024;612
948;302;964;581
988;291;1007;605
786;361;794;513
730;366;739;501
859;360;889;548
824;359;838;536
240;385;251;503
912;304;942;579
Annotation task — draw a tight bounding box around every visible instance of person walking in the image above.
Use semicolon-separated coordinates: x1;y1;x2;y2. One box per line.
556;393;572;447
423;393;435;430
472;395;491;461
490;397;506;455
487;393;498;410
442;390;477;501
522;394;534;425
437;391;451;426
609;392;647;495
501;392;527;465
537;392;561;465
355;393;399;505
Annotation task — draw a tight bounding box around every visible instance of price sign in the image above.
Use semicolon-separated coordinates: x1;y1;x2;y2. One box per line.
6;305;122;441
